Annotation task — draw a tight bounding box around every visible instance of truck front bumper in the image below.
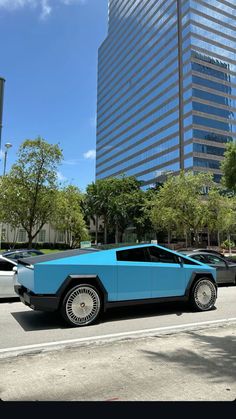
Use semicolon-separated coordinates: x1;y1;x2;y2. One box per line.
14;285;60;312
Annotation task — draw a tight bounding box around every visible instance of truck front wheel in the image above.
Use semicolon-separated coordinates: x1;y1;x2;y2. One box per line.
190;278;217;312
60;284;101;327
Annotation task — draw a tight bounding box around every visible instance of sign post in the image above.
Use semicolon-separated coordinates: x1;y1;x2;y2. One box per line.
80;241;92;249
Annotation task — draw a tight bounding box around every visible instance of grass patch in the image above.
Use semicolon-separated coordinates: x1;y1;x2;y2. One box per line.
39;249;66;254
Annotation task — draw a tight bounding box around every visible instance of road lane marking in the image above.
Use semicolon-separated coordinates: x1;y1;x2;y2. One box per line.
0;317;236;358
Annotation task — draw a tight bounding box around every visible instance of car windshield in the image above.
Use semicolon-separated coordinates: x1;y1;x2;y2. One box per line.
3;250;43;260
202;254;226;266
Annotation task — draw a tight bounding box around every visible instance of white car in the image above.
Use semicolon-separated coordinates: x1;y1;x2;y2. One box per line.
0;255;18;298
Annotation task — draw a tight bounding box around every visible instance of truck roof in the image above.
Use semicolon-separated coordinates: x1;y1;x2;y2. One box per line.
17;248;101;266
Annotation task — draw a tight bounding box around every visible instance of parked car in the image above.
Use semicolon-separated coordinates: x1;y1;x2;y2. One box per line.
178;248;225;257
0;255;18;298
1;248;44;261
179;251;236;285
192;249;235;262
15;244;217;327
179;248;235;263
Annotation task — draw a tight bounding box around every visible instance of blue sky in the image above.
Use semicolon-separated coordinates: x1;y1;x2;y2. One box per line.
0;0;108;191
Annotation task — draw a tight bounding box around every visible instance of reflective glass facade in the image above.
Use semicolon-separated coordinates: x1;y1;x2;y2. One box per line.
96;0;236;186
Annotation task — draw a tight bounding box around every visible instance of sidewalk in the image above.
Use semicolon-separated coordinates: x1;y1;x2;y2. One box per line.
0;323;235;401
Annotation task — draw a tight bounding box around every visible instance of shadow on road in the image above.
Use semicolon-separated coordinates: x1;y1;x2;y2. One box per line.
103;301;189;323
11;301;197;332
0;297;20;304
141;331;236;384
11;310;63;331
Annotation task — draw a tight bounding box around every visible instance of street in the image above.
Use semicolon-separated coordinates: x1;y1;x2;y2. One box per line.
0;285;235;401
0;285;236;355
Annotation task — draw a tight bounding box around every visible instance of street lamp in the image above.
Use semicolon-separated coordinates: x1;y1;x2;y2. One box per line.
0;142;12;250
0;77;5;151
3;142;12;176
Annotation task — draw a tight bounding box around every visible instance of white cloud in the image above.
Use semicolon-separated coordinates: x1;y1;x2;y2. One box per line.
63;158;81;165
0;0;37;11
41;0;51;19
83;149;96;160
90;115;97;128
0;0;87;19
61;0;87;5
64;1;88;5
57;171;67;181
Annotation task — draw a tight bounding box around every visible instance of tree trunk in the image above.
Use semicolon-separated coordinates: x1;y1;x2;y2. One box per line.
95;215;98;245
115;224;119;244
185;230;188;248
27;232;33;248
227;232;232;255
12;228;18;248
104;217;108;244
207;230;211;247
217;231;220;247
194;230;199;247
167;230;171;246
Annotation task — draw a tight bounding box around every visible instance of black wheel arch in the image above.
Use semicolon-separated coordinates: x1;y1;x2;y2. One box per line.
185;272;217;298
56;275;108;311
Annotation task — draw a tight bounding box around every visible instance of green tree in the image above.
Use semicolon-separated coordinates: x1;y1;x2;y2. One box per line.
204;188;235;247
107;176;142;243
132;188;154;242
0;137;62;247
221;142;236;193
53;185;89;248
85;179;114;244
220;196;236;253
149;201;179;245
148;171;214;247
85;176;144;244
83;183;99;244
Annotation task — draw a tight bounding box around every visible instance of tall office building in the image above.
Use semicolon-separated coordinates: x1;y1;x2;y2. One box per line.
96;0;236;186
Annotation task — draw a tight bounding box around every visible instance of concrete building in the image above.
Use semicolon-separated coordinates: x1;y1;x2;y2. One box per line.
96;0;236;187
0;223;66;247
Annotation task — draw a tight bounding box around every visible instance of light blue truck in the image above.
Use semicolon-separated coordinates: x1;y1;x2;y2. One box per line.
15;244;217;327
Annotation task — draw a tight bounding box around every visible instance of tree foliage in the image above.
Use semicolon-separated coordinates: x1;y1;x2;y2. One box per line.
85;176;144;243
53;185;89;248
148;171;214;246
221;142;236;193
0;137;62;247
204;187;236;246
106;176;143;243
85;179;113;244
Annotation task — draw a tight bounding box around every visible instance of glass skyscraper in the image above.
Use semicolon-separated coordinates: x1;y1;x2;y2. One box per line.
96;0;236;186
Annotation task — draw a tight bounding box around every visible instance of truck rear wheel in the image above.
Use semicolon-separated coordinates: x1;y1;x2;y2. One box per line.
60;284;101;327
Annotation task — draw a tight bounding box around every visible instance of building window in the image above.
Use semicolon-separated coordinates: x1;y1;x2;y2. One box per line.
57;231;65;243
38;229;46;243
18;229;26;243
1;228;6;242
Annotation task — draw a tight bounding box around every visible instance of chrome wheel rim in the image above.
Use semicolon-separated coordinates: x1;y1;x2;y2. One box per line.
66;286;100;325
194;280;216;310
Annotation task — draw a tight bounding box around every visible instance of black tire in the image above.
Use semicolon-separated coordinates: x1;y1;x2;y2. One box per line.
60;284;101;327
190;278;217;312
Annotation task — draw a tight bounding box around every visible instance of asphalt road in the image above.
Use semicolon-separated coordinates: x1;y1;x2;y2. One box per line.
0;285;235;357
0;323;235;401
0;285;235;401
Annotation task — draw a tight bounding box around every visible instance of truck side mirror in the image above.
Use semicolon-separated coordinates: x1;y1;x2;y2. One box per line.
178;256;183;266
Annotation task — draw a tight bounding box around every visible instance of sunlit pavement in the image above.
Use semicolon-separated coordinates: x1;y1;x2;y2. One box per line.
0;322;235;401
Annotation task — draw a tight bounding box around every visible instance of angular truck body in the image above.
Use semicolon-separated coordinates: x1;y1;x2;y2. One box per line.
15;244;217;327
